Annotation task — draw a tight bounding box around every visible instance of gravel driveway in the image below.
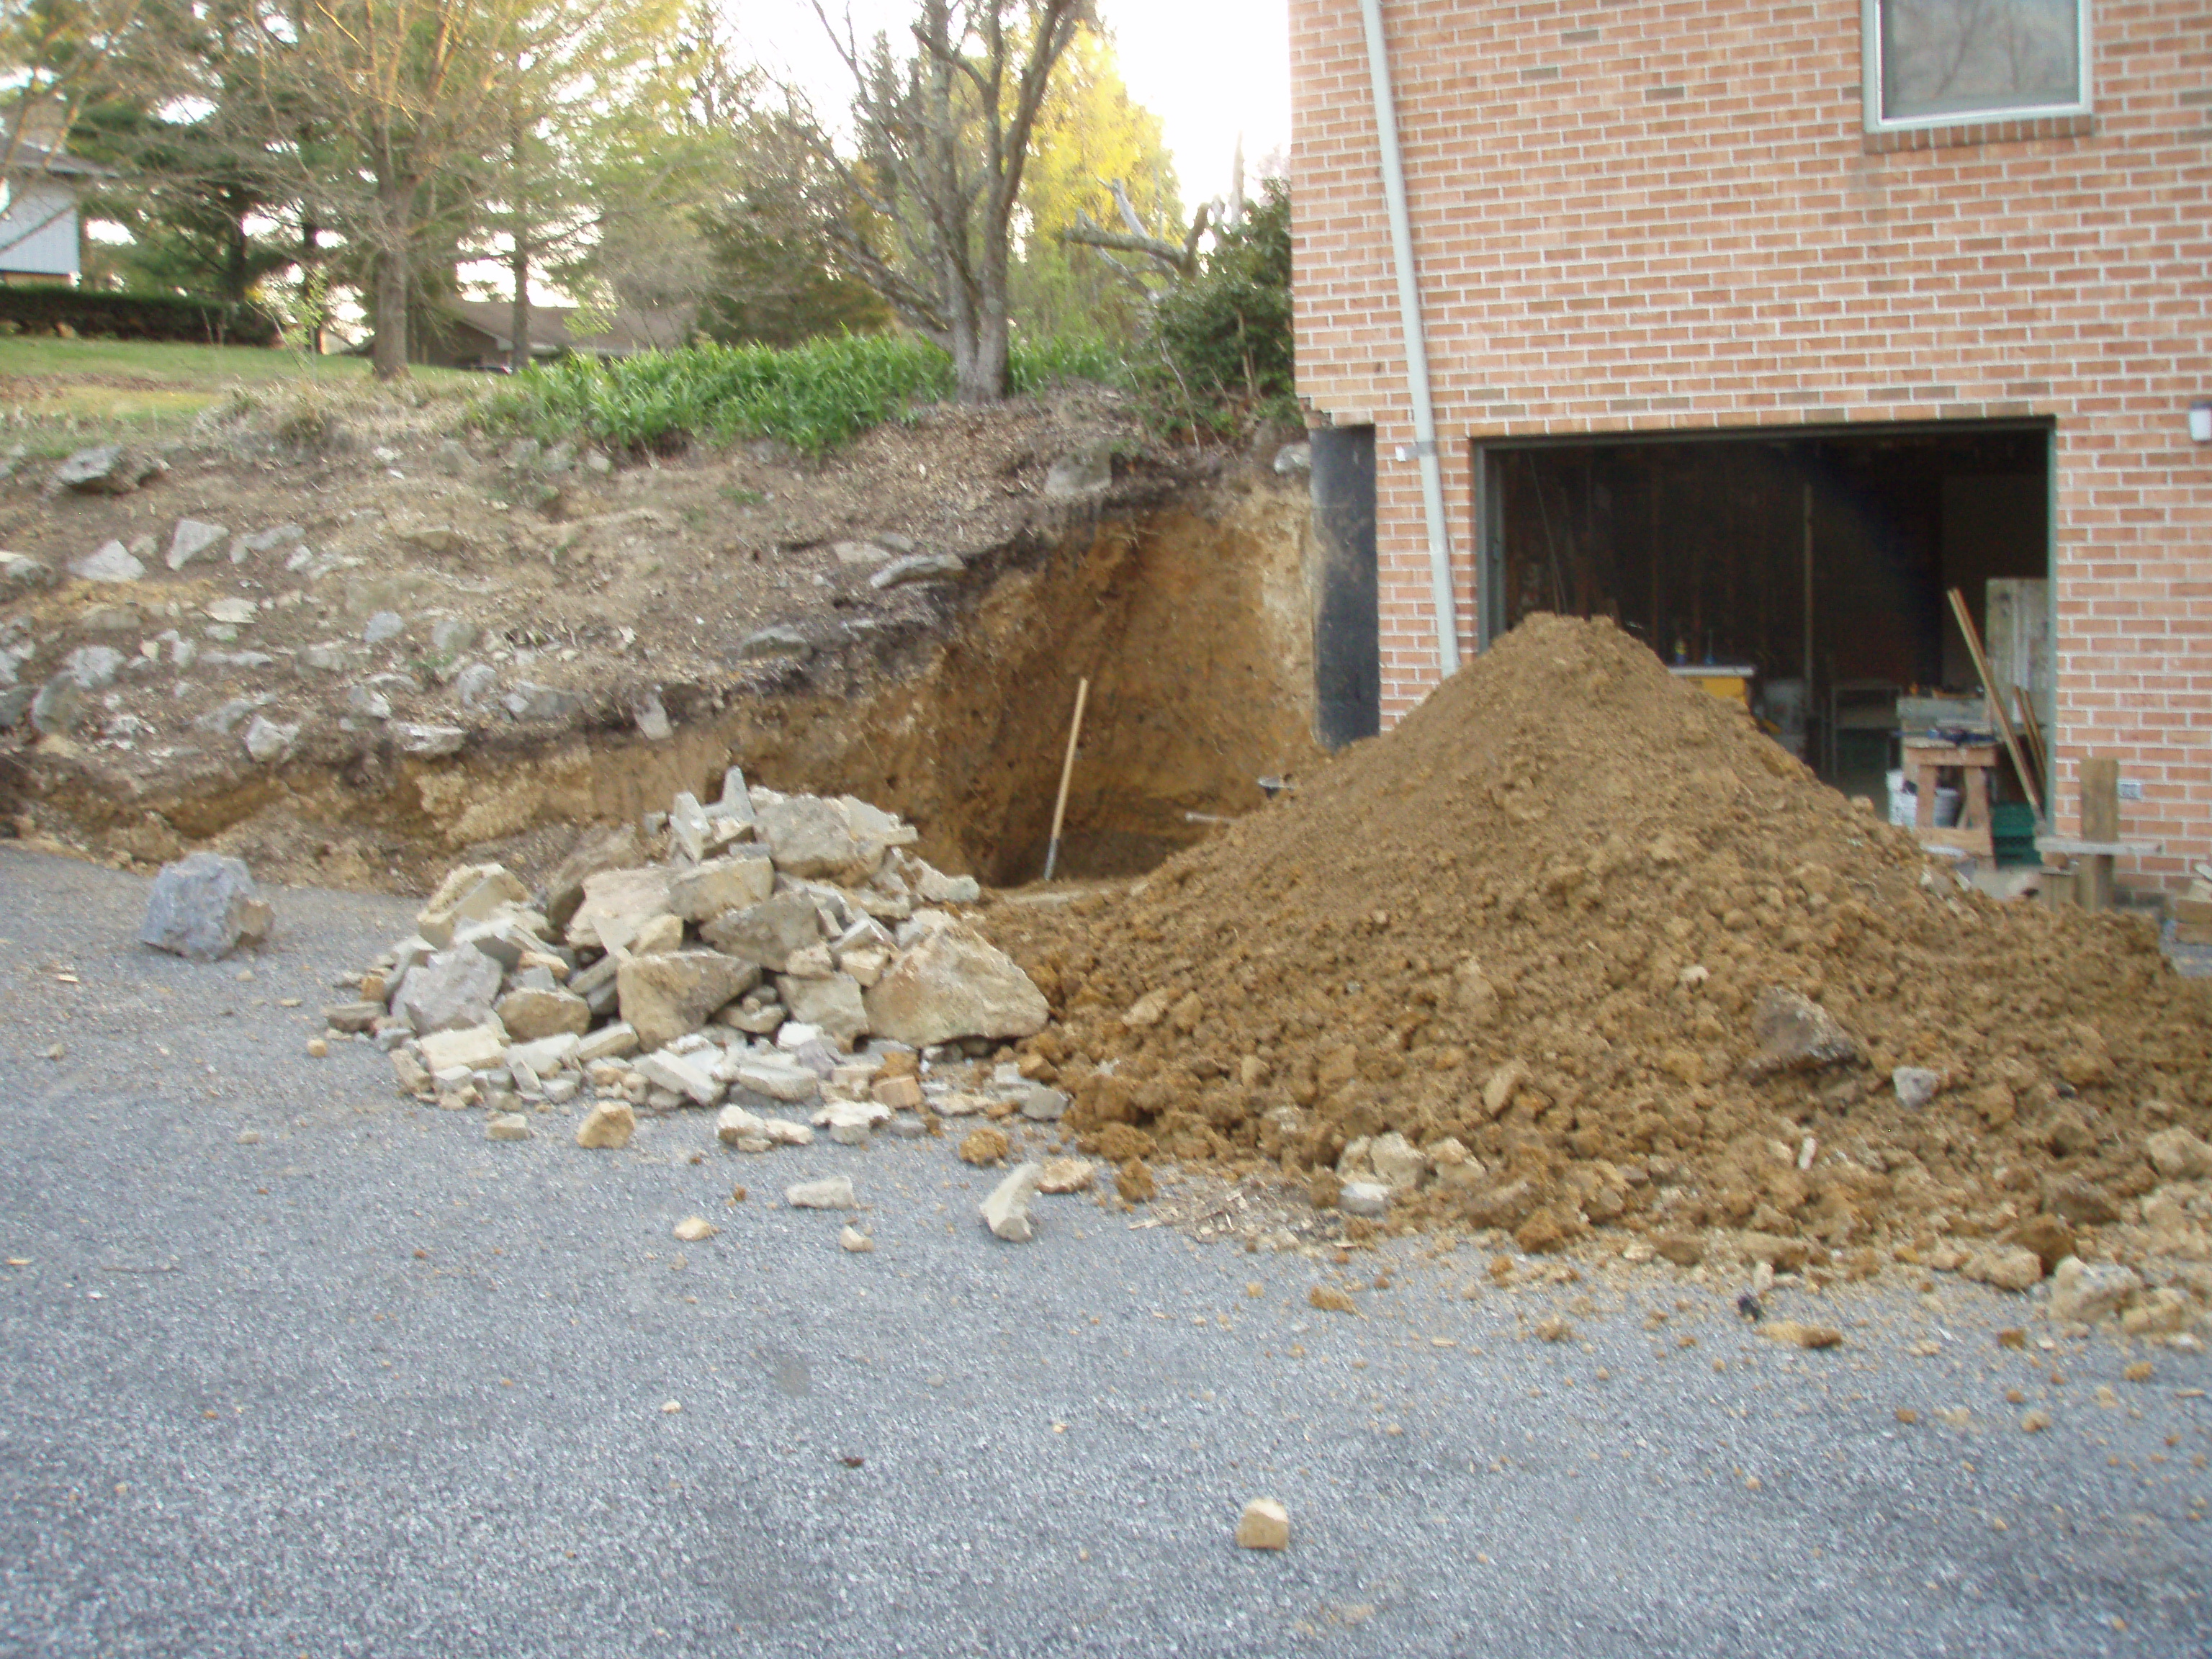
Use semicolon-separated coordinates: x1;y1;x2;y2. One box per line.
0;848;2205;1657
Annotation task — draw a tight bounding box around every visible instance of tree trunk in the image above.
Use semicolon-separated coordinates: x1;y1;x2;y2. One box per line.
371;248;409;380
958;307;1009;403
300;216;323;354
509;245;531;374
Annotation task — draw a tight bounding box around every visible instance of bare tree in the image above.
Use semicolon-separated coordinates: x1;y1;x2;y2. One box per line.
807;0;1086;403
1063;134;1241;291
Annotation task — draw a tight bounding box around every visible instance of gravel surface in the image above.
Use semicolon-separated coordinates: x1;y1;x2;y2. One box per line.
1;847;2206;1657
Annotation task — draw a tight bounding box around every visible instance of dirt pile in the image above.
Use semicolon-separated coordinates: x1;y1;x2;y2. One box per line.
989;614;2212;1284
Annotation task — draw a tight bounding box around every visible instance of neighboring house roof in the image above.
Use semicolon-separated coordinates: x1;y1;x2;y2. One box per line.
437;299;692;359
1;140;116;180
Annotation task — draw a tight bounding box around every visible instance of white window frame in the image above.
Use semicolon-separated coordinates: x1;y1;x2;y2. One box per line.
1862;0;2094;134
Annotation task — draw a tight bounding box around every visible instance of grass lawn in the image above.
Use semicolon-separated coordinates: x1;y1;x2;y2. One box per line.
0;336;478;453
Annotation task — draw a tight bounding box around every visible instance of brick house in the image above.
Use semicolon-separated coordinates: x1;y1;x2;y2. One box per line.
1289;0;2210;888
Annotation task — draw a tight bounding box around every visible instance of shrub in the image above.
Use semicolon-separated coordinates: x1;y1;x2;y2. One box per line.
1141;177;1295;439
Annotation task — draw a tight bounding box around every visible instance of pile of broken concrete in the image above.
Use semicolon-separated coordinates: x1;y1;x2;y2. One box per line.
330;772;1084;1234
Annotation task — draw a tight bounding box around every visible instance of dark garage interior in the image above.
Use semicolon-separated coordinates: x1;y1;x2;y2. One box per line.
1478;423;2051;804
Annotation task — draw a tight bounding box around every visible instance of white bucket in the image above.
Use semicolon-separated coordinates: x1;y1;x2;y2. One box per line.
1887;770;1912;827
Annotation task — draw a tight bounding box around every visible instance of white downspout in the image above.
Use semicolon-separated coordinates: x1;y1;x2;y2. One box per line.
1357;0;1460;679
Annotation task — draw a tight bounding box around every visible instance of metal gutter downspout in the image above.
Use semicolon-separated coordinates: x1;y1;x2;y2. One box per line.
1357;0;1460;679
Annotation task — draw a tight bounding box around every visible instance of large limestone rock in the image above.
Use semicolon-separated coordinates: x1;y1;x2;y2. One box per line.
779;973;870;1046
565;867;673;953
701;889;822;971
2146;1127;2212;1180
667;853;775;922
495;986;591;1042
616;950;759;1050
864;926;1048;1047
392;944;505;1034
756;796;860;880
417;863;529;948
138;853;274;962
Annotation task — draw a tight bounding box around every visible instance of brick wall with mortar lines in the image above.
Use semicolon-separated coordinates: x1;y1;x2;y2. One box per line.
1290;0;2212;885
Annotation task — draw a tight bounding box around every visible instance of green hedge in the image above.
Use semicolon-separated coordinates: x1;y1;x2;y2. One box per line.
0;288;282;347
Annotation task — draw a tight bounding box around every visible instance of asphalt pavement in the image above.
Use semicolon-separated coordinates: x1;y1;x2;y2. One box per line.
0;845;2206;1658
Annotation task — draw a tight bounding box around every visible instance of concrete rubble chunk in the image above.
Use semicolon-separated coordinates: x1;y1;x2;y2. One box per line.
1962;1244;2045;1292
786;1175;856;1210
863;925;1049;1047
668;853;775;922
739;625;811;660
394;945;505;1035
1743;986;1861;1079
418;1022;508;1073
486;1112;531;1141
506;1033;581;1074
576;1102;635;1149
1337;1180;1390;1218
617;950;760;1051
574;1022;639;1063
138;852;274;961
669;792;711;863
733;1057;819;1102
567;867;674;953
497;986;591;1042
417;863;529;948
635;1047;724;1106
757;796;860;881
1037;1157;1095;1193
701;888;823;970
979;1161;1043;1241
167;518;229;570
831;540;892;567
839;1226;874;1252
780;973;870;1046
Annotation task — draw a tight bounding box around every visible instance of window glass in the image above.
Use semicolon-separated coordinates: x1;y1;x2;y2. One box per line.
1879;0;2082;122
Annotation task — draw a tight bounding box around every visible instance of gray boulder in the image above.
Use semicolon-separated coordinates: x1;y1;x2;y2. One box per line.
166;519;229;570
392;944;505;1035
51;445;154;496
1742;986;1860;1079
29;676;85;737
139;852;274;961
616;950;760;1050
1043;442;1114;498
739;626;811;662
757;796;858;879
71;541;145;583
701;889;823;971
0;552;57;593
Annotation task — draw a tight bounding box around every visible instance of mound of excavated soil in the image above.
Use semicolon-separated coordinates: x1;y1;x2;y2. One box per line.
989;613;2212;1267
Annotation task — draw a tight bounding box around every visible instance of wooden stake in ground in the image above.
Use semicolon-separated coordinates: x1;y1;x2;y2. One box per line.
1043;678;1089;883
1946;587;2042;822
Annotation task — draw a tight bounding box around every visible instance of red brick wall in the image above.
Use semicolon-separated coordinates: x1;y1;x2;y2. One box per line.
1290;0;2212;885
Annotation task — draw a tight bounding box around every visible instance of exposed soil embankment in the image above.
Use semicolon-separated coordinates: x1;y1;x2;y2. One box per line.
0;389;1318;891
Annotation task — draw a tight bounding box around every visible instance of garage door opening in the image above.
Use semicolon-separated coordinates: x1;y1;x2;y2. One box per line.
1475;423;2051;805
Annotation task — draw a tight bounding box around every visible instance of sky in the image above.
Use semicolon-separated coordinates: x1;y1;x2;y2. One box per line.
733;0;1291;209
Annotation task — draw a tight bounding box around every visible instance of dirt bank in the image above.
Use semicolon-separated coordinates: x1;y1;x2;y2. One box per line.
0;387;1319;891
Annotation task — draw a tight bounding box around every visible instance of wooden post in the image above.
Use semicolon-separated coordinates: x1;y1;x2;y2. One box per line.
2078;755;2120;913
1042;678;1089;883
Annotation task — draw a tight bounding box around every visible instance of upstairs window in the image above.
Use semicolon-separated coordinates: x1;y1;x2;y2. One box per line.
1864;0;2091;131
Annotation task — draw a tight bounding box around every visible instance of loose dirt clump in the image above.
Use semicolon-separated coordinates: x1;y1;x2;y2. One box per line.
988;613;2212;1268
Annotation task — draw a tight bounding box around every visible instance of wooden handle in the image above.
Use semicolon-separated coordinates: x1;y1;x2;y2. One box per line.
1044;678;1089;876
1947;587;2042;822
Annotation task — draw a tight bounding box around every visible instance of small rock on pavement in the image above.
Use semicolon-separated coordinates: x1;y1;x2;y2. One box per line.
1758;1320;1843;1350
1963;1244;2045;1292
1892;1066;1942;1109
1235;1498;1290;1551
1037;1157;1094;1194
786;1175;857;1210
960;1125;1010;1166
2048;1255;2141;1325
1308;1285;1358;1315
139;851;274;961
839;1226;875;1254
673;1215;719;1243
1337;1180;1390;1218
486;1112;531;1141
980;1161;1043;1242
576;1102;636;1149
